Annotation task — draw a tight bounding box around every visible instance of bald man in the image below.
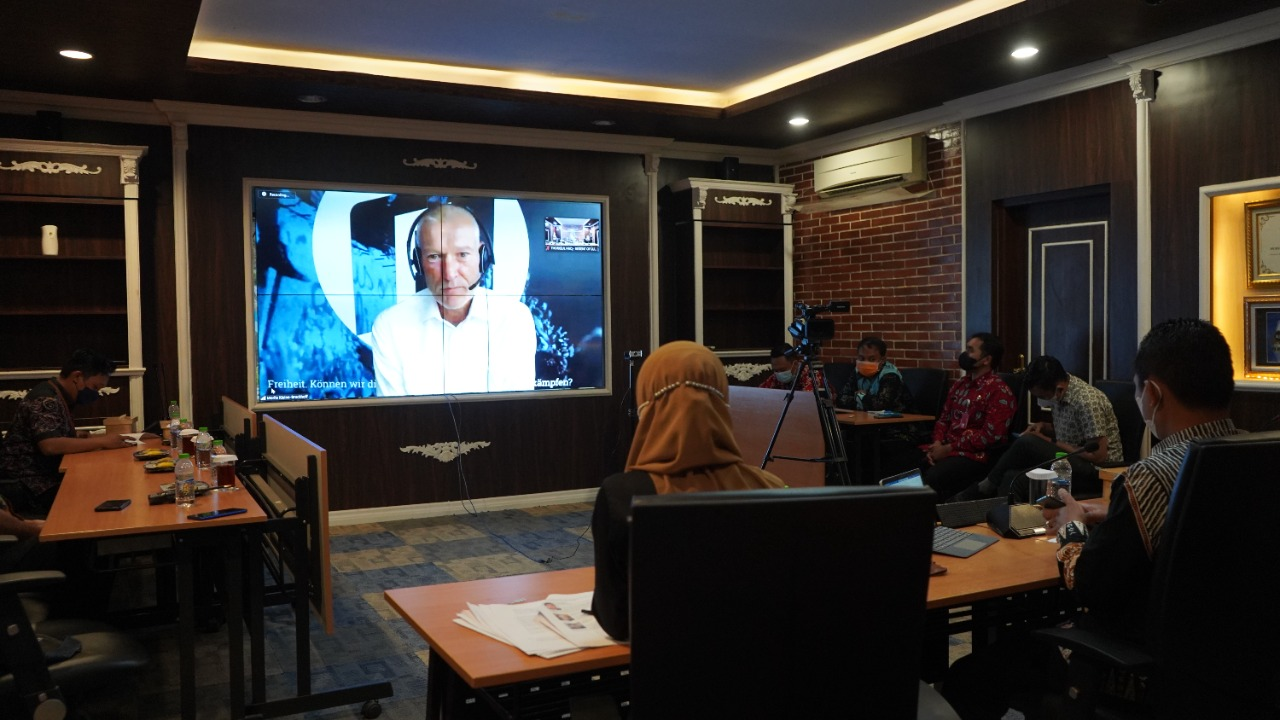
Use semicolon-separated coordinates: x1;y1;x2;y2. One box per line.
371;204;536;396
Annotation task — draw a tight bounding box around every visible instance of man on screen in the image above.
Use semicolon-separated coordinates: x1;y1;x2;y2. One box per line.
371;203;536;396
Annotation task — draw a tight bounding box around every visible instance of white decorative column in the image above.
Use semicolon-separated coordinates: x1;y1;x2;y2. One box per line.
1130;69;1157;338
171;122;193;416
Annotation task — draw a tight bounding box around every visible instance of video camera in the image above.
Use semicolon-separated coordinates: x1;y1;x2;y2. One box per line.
786;301;850;357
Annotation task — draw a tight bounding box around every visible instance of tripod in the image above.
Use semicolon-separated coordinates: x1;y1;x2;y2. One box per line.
760;345;853;486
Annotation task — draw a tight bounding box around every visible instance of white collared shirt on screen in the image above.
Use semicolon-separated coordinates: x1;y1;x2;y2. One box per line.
370;287;536;396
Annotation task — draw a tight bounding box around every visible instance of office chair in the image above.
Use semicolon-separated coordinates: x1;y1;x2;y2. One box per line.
1091;379;1146;466
0;569;148;720
628;486;959;720
1035;430;1280;719
822;361;855;401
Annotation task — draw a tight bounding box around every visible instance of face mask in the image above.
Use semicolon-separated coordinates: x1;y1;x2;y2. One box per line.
957;351;978;372
76;387;100;406
774;370;794;385
1137;381;1161;437
1036;398;1055;409
856;360;880;378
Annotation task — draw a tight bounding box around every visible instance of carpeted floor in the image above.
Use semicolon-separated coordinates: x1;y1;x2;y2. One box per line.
125;502;597;720
104;501;996;720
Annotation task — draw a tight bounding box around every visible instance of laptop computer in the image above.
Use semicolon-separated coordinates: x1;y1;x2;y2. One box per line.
879;468;925;488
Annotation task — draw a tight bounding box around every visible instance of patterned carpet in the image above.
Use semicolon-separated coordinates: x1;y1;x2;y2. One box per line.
124;502;596;720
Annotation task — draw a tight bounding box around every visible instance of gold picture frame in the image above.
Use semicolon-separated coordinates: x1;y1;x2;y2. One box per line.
1244;297;1280;374
1245;199;1280;287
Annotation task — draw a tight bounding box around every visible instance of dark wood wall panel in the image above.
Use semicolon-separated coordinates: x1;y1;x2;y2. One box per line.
964;82;1138;373
185;126;651;510
1149;39;1280;321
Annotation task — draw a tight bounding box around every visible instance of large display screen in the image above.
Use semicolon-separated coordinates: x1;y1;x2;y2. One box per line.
246;181;609;408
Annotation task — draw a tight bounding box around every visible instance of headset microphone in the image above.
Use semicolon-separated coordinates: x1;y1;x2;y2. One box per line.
406;201;495;292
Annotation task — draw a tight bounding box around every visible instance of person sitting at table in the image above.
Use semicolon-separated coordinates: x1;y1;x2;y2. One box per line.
921;333;1016;500
953;355;1123;502
939;318;1242;719
837;335;919;478
0;349;134;515
592;341;786;641
757;343;824;393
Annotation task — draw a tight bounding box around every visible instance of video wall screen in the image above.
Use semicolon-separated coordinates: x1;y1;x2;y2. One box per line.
245;181;609;408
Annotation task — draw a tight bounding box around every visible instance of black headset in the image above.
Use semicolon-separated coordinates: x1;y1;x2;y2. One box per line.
406;202;495;292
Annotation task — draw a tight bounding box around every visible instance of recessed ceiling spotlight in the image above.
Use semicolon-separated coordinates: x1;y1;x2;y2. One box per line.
59;49;93;60
789;117;810;127
592;120;615;127
297;95;328;104
1011;46;1039;60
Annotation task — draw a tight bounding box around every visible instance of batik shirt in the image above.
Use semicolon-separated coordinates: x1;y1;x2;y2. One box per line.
1055;418;1241;638
759;369;825;393
0;379;77;496
1052;375;1124;463
930;371;1015;463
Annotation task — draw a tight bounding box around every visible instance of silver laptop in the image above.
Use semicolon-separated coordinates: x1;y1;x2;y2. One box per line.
879;468;925;488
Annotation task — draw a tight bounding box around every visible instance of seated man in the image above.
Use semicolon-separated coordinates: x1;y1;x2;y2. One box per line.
758;343;824;393
957;355;1123;501
922;333;1015;499
837;335;918;478
0;349;133;514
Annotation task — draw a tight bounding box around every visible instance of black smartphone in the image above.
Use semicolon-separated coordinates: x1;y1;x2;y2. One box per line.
94;499;132;512
1037;494;1066;510
187;507;248;521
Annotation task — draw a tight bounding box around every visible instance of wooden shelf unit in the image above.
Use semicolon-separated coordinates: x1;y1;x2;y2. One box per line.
658;178;795;356
0;139;148;421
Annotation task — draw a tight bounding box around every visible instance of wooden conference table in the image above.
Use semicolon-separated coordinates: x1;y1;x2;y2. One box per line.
386;523;1062;719
45;439;268;720
835;408;936;482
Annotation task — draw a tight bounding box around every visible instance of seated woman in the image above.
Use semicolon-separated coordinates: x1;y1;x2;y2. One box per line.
591;341;786;641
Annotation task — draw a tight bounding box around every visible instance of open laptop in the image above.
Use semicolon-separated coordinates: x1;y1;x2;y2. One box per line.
878;468;999;557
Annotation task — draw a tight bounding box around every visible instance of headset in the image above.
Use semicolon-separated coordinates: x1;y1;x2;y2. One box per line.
406;201;494;292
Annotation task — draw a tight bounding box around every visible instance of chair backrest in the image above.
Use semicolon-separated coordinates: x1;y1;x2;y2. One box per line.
901;367;949;418
628;486;937;719
821;361;854;400
1091;379;1144;464
1145;430;1280;716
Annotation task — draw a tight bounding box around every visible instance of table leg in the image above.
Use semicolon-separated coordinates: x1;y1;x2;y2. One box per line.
225;529;245;720
176;536;196;720
425;647;448;720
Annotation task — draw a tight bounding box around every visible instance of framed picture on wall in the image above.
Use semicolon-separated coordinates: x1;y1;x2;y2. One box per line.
1245;297;1280;373
1245;199;1280;287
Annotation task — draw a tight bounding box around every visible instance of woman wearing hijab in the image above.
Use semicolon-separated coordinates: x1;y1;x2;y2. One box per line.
590;341;786;640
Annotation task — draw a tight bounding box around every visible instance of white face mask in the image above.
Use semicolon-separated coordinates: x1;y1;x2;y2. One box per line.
1137;381;1162;437
775;370;794;384
1036;398;1055;410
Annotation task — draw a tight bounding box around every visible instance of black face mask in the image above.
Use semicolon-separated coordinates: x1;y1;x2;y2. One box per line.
957;351;979;372
76;388;100;406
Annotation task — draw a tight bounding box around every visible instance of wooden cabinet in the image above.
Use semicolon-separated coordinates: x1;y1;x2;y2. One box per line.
659;178;795;355
0;139;148;422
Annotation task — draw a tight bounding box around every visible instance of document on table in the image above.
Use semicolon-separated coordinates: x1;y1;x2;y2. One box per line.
454;591;616;659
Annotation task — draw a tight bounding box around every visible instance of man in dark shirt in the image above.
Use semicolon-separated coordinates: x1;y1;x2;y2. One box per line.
0;349;132;514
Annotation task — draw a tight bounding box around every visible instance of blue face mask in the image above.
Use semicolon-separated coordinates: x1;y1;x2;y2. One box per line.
775;370;795;384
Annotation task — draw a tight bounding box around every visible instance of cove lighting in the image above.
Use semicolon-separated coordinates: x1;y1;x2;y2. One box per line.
1011;46;1039;59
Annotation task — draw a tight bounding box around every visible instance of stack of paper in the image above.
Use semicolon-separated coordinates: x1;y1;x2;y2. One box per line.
455;591;617;659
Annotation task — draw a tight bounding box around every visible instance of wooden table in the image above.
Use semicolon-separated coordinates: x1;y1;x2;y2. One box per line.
834;409;935;482
44;440;268;720
386;526;1061;718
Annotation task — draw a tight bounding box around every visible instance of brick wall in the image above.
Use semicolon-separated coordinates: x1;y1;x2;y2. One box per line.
780;124;963;371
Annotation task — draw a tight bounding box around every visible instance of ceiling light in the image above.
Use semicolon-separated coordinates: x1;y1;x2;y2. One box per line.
592;120;615;127
297;95;327;104
59;49;93;60
1011;46;1039;59
789;117;810;127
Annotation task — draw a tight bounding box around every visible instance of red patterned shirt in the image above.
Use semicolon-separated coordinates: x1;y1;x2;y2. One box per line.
759;369;825;394
930;371;1015;463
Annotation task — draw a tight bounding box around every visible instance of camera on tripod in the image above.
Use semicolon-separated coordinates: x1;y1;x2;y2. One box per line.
786;301;850;358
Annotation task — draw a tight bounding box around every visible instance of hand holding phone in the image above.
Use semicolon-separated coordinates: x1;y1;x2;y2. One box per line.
187;507;247;521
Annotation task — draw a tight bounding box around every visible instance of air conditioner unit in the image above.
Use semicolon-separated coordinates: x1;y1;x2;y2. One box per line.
812;136;926;198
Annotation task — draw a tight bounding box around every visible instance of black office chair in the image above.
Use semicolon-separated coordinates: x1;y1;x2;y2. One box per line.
1035;430;1280;719
821;361;854;401
628;486;959;720
1091;379;1146;466
902;367;949;418
0;570;148;720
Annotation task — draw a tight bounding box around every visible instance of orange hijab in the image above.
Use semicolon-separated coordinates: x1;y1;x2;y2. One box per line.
627;341;786;494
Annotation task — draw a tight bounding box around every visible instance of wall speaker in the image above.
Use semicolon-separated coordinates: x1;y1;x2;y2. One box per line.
35;111;63;141
720;156;740;181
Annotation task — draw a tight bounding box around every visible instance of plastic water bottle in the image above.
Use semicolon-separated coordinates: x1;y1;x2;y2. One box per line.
195;427;213;470
174;453;197;507
167;400;181;447
1050;451;1072;498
